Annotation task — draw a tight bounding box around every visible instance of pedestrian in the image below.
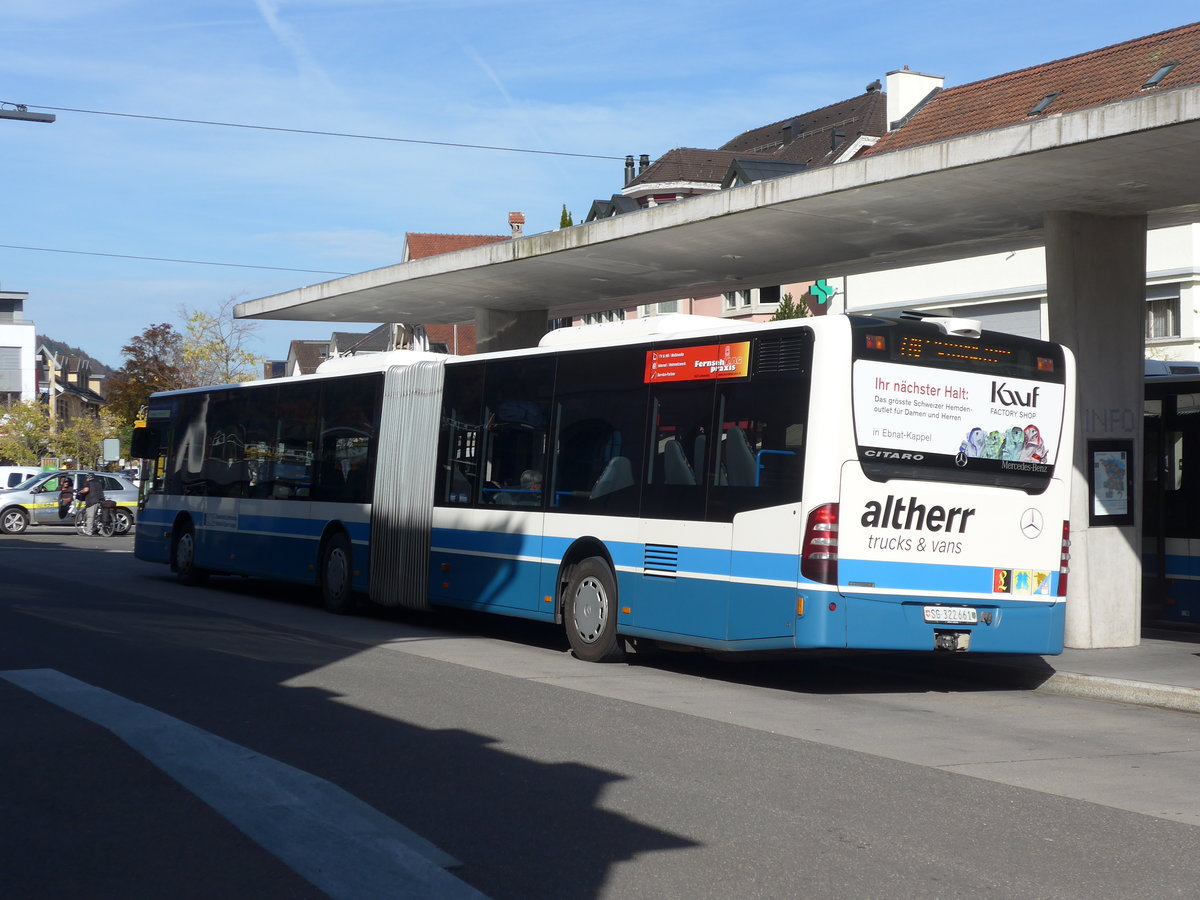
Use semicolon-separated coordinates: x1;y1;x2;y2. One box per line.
78;474;106;535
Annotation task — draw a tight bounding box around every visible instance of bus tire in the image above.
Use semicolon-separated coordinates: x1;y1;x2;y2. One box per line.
173;522;208;585
320;532;357;615
563;557;624;663
1;507;29;535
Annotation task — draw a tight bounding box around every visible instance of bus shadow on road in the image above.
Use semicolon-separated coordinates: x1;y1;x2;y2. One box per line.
190;572;1059;699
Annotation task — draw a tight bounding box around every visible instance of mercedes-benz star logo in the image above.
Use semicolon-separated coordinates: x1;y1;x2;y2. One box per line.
955;451;968;468
1020;508;1044;539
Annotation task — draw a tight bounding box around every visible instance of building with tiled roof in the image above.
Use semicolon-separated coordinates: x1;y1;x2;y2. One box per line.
833;22;1200;360
402;232;512;261
718;88;888;164
398;215;525;355
283;339;329;376
36;344;105;428
579;86;891;324
589;86;889;224
866;23;1200;156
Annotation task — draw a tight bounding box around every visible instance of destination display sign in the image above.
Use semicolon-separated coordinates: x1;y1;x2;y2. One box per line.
644;342;750;384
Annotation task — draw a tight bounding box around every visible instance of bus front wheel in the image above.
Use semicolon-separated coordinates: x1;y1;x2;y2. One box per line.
564;557;624;663
320;532;357;615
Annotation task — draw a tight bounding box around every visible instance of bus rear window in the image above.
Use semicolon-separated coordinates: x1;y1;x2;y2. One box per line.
850;319;1068;492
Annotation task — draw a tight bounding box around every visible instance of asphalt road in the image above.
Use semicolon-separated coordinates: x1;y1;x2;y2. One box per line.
1;528;1197;899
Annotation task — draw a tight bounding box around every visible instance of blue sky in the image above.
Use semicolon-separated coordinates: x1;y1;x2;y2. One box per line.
2;1;1196;368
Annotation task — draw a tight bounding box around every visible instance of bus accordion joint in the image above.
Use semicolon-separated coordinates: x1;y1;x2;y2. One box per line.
801;503;839;585
1058;520;1071;597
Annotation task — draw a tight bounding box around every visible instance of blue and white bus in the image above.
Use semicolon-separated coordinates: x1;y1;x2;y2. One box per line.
133;312;1074;660
1144;370;1200;625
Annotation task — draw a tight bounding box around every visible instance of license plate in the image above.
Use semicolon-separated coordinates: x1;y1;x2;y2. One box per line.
924;605;978;625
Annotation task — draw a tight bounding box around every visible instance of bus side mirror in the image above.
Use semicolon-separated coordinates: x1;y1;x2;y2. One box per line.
130;426;158;459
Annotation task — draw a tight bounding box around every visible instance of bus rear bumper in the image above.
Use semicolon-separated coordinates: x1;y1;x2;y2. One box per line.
835;592;1066;655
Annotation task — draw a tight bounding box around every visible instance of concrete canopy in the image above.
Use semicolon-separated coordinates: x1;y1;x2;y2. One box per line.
236;85;1200;326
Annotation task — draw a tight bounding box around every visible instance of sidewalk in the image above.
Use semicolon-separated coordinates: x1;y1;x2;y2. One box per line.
975;628;1200;714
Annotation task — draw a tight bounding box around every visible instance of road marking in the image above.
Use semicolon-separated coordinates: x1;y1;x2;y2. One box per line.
1;668;487;900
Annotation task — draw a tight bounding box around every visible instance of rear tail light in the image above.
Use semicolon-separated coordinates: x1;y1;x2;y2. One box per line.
801;503;839;584
1057;520;1070;597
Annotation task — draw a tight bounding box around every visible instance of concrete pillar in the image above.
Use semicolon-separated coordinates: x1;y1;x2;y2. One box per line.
474;307;549;354
1044;211;1146;648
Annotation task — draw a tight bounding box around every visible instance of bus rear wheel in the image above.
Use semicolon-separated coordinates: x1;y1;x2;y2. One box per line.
320;532;357;615
174;522;208;585
564;557;624;663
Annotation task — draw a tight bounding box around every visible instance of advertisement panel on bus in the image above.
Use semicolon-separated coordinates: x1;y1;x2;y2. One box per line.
842;359;1069;601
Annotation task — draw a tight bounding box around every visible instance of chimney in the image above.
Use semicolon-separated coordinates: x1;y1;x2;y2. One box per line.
638;153;649;174
624;154;635;185
508;211;525;237
886;66;944;130
781;121;794;146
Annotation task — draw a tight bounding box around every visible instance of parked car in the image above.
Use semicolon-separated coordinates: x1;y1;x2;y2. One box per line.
0;471;138;535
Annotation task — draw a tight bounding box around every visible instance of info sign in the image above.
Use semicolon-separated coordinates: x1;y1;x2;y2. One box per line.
852;360;1065;474
644;342;750;384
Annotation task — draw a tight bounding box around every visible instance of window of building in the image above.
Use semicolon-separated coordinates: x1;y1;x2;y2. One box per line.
581;309;627;326
723;290;751;311
0;346;21;405
722;287;781;316
636;301;678;318
1146;285;1182;340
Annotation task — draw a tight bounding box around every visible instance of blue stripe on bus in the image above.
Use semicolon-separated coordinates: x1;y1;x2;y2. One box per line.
136;516;1065;653
840;557;1060;597
133;506;371;593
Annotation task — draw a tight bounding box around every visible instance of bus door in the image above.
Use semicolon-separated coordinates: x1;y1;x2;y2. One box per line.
636;381;729;640
709;372;809;643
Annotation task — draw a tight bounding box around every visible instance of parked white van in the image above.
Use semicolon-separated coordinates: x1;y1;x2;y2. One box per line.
0;467;42;490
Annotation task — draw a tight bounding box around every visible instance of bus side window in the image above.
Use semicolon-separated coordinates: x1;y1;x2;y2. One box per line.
709;375;808;520
315;375;379;504
552;345;646;515
480;357;554;507
643;384;713;522
276;383;317;500
436;363;485;506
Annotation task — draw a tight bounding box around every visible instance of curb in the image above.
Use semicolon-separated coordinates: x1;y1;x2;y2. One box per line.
1035;671;1200;715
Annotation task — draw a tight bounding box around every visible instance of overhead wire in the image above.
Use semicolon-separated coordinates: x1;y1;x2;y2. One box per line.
0;244;353;276
7;101;627;161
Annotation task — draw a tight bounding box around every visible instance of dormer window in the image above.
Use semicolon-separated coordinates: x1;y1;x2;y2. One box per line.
1142;62;1178;90
1027;91;1061;116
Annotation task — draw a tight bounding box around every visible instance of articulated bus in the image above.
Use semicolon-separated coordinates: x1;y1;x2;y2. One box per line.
133;313;1074;660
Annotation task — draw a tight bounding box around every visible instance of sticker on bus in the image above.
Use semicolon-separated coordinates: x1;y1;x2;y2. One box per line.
644;342;750;383
852;361;1065;476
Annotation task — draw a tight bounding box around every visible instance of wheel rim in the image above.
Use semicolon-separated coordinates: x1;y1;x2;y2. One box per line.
2;510;26;533
114;512;131;534
572;576;608;644
325;546;348;599
177;532;194;573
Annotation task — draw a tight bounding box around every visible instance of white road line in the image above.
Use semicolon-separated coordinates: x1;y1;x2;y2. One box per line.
1;668;487;900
